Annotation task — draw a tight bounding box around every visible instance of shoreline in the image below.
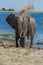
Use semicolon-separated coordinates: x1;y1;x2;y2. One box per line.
0;11;43;14
0;38;43;49
0;11;15;12
0;38;15;41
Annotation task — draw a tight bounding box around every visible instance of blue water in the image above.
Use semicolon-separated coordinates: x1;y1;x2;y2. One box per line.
0;12;43;48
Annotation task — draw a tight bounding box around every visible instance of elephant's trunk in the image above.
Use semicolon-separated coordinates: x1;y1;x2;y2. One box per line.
20;30;26;38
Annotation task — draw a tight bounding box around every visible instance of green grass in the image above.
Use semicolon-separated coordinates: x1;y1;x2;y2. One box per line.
0;34;11;37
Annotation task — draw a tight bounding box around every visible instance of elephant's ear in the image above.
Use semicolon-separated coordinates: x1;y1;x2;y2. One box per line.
6;14;16;29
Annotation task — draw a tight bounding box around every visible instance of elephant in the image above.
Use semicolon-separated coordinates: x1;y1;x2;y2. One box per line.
6;14;36;48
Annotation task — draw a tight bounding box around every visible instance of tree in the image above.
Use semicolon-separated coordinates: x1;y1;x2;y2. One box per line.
8;9;12;11
8;9;14;11
2;8;6;10
12;9;14;11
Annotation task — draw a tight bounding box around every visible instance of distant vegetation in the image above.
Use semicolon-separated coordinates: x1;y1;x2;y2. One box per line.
0;34;11;37
0;8;14;11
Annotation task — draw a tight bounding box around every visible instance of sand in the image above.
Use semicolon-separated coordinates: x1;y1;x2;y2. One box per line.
0;39;43;65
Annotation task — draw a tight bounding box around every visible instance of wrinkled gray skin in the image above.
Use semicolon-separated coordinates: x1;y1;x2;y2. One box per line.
6;14;36;48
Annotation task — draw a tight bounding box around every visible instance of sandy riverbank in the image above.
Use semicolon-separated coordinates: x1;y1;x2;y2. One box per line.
0;39;43;65
0;11;15;13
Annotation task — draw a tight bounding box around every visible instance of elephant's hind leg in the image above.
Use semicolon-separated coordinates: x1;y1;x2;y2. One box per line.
30;36;33;48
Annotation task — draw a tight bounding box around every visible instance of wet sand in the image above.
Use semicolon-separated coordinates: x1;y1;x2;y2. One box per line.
0;38;43;65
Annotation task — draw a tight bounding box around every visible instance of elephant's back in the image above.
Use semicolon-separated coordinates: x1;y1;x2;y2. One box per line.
30;16;36;29
27;16;36;34
30;16;36;26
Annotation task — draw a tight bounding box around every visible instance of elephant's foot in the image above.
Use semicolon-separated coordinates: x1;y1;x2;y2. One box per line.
16;45;19;48
30;45;32;48
16;42;19;48
20;43;25;48
30;42;33;48
21;45;25;48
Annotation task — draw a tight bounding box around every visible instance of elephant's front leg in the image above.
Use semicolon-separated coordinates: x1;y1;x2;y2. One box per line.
20;37;25;47
16;37;18;47
16;32;19;47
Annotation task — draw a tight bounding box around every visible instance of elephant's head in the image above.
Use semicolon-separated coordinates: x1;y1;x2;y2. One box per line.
6;14;30;38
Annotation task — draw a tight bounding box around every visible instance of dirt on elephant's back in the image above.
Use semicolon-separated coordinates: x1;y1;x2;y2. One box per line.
0;38;43;65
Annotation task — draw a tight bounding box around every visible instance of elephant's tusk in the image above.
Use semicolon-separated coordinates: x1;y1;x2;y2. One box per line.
20;30;26;38
18;38;20;45
20;32;22;37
